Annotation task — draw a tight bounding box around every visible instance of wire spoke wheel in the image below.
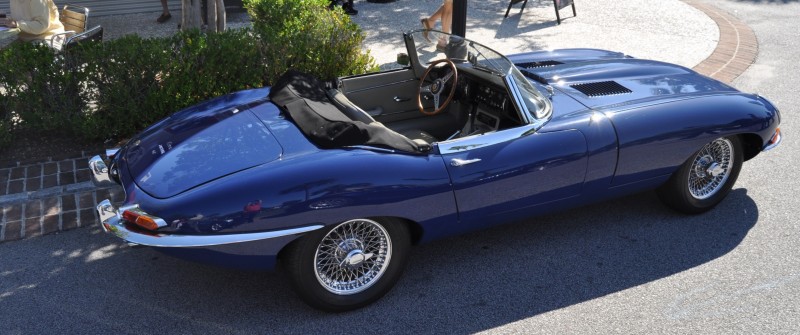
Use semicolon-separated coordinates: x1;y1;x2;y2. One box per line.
657;135;742;214
687;138;734;200
313;219;392;295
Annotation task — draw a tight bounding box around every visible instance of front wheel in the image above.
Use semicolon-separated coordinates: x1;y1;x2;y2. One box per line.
283;217;410;312
657;136;743;214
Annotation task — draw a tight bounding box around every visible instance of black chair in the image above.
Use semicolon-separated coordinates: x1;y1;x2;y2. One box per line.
505;0;529;18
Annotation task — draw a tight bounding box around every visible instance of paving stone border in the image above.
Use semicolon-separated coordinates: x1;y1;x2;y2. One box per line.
0;152;123;241
684;0;759;83
0;1;760;244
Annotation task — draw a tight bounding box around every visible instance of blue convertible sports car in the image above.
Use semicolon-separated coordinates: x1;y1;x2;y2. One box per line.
90;31;781;311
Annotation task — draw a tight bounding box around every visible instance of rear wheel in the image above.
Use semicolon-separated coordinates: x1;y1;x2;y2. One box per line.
284;217;410;312
657;136;743;214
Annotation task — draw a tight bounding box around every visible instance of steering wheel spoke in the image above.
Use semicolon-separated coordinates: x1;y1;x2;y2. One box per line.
441;70;454;83
417;59;458;116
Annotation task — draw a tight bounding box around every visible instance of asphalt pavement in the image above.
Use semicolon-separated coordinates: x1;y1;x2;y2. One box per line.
2;0;798;333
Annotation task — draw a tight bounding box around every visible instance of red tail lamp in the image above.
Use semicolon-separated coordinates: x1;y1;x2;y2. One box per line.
122;208;163;231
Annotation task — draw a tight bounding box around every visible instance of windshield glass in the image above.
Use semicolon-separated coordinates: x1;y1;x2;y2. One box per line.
407;30;550;120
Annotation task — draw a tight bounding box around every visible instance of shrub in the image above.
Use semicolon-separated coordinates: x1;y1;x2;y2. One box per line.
0;42;87;139
0;29;267;144
244;0;377;84
77;29;265;141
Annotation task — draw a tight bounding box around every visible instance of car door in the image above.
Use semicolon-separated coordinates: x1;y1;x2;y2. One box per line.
439;126;589;231
338;68;422;122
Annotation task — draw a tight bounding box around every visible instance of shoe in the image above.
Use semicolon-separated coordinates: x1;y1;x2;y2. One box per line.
343;4;358;15
436;37;447;52
420;18;432;41
157;13;171;23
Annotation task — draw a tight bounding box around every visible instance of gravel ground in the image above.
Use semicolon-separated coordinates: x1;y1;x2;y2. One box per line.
92;10;252;40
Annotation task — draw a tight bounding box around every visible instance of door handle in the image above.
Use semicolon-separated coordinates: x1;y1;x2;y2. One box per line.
450;158;481;167
393;96;410;102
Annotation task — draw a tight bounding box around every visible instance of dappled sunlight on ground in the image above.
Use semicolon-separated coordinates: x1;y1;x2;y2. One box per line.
351;0;717;69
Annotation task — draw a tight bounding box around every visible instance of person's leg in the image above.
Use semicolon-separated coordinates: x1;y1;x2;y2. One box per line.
422;4;445;41
157;0;172;23
161;0;170;15
441;0;453;33
428;5;444;25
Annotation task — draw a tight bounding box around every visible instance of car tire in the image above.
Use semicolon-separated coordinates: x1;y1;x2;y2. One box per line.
657;136;743;214
283;217;411;312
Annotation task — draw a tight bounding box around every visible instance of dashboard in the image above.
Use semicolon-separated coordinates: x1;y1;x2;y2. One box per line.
472;82;508;112
457;73;521;130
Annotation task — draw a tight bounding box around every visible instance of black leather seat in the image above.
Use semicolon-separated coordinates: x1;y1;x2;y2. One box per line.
326;89;438;145
327;89;376;124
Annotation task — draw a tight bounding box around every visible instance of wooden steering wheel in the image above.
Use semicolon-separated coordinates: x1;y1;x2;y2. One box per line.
417;59;458;116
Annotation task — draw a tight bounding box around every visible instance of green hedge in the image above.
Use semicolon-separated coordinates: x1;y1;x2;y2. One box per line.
0;0;376;149
76;29;266;141
244;0;377;84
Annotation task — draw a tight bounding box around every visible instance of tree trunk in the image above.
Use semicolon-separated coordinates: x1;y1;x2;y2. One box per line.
206;0;227;33
216;0;226;32
181;0;203;30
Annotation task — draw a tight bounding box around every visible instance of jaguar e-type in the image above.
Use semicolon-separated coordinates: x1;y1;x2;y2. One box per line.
89;30;782;311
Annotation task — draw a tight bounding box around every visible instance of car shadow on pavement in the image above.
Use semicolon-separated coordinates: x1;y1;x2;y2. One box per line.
0;189;757;333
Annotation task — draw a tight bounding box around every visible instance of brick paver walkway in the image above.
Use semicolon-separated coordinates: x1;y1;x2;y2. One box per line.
0;153;122;241
0;0;761;243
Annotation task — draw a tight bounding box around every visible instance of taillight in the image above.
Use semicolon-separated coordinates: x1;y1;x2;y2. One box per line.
769;128;781;145
121;207;165;231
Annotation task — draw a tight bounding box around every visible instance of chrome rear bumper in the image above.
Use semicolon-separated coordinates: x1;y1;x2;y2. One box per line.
96;199;323;248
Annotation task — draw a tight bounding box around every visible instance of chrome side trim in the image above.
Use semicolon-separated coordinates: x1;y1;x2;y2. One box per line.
450;158;482;166
762;129;782;152
96;199;323;248
436;124;537;155
88;155;116;187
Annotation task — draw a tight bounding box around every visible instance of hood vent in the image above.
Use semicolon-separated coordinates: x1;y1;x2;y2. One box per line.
570;81;632;97
517;60;564;69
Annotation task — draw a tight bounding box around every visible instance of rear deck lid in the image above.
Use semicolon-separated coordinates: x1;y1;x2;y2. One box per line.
124;106;282;198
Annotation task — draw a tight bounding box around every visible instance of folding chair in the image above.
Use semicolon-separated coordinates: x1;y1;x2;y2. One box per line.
50;3;90;50
62;25;103;51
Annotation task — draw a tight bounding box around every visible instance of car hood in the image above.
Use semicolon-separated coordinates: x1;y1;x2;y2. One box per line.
510;49;738;109
122;88;282;199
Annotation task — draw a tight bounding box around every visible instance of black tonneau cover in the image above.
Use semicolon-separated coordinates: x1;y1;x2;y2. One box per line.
268;70;422;153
